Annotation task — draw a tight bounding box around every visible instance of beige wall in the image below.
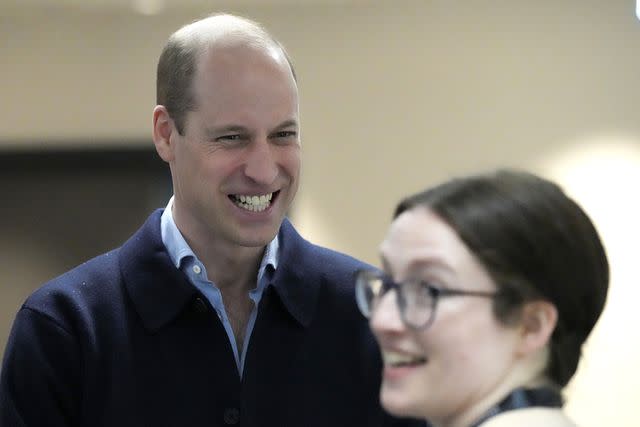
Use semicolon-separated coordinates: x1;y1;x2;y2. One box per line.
3;0;639;258
1;0;639;425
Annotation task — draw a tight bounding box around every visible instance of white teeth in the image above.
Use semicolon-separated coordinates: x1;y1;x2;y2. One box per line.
231;193;274;212
382;351;426;366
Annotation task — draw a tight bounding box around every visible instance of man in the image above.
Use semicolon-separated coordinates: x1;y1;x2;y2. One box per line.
0;13;424;427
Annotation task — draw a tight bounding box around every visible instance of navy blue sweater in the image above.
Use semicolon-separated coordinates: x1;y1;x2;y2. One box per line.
1;211;424;427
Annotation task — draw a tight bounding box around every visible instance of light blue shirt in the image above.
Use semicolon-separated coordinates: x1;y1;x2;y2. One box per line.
160;197;279;377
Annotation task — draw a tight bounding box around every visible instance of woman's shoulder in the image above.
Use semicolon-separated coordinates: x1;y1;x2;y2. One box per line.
480;408;578;427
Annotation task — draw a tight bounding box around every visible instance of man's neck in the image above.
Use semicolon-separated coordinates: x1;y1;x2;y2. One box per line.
205;245;265;292
172;210;266;292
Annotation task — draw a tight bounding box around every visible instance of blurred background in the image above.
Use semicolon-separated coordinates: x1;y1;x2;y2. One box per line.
1;0;639;425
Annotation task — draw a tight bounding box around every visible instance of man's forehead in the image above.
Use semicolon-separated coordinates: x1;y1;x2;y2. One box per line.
201;42;286;68
173;14;268;45
193;43;296;98
173;16;283;68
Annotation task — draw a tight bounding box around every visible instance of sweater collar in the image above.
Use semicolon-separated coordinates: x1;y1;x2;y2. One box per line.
269;218;321;327
120;211;319;331
120;210;197;332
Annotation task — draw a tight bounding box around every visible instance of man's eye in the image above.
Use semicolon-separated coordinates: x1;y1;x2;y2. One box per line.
214;134;249;147
273;130;297;138
217;134;242;141
270;131;298;145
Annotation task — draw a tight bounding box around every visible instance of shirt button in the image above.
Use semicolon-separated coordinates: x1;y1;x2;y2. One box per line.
223;407;240;425
192;265;201;274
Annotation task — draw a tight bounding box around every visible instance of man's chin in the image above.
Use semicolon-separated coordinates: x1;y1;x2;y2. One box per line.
224;209;285;248
234;226;280;248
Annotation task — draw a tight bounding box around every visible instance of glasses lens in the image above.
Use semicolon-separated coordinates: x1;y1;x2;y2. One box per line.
399;279;435;328
355;270;385;317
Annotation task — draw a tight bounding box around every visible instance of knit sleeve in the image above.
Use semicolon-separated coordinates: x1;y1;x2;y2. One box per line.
0;307;82;427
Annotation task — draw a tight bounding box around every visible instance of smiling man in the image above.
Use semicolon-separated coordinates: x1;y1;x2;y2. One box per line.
0;13;425;427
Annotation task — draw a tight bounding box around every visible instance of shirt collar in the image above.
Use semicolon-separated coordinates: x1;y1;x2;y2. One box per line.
160;196;279;279
122;210;320;332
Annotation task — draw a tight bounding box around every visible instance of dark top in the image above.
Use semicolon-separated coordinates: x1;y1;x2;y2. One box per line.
1;210;425;427
470;387;563;427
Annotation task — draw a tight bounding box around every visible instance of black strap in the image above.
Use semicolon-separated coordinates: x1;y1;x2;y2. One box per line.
469;387;563;427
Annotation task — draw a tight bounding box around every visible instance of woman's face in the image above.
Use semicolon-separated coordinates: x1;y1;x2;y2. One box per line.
370;207;521;423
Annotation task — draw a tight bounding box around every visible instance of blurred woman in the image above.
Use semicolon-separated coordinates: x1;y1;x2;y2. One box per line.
356;169;608;427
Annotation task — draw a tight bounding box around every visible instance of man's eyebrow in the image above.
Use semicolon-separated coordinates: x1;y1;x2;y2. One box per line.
273;119;299;130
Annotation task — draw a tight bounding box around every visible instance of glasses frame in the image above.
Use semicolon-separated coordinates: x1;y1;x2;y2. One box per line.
355;269;499;330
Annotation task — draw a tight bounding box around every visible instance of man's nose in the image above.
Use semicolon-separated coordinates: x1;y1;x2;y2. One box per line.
244;137;278;185
370;290;405;333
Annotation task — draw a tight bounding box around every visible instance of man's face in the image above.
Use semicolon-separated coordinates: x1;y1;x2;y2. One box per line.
169;44;300;250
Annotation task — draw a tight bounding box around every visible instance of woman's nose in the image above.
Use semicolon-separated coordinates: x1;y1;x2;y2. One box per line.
370;290;405;334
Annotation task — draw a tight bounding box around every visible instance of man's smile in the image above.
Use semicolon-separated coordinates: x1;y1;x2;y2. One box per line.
229;191;279;212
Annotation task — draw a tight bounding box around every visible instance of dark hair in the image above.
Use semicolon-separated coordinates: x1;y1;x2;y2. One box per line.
156;15;297;135
156;37;200;135
394;169;609;387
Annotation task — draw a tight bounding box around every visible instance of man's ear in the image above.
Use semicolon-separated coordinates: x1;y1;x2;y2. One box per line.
516;300;558;357
152;105;176;163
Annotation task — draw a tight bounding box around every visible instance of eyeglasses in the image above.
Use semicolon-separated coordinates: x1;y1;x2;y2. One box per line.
355;269;499;330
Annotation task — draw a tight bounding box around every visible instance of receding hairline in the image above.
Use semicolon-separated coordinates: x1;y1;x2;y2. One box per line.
156;13;297;133
169;13;288;65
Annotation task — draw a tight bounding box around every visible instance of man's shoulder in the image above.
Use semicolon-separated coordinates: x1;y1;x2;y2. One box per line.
23;248;125;318
306;240;371;269
277;220;375;308
26;211;160;305
21;210;164;323
279;218;372;272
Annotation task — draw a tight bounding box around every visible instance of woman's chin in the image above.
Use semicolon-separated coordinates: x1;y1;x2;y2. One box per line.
380;387;425;420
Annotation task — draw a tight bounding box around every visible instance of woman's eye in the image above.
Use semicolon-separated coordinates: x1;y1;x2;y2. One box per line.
426;284;442;298
416;278;445;296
